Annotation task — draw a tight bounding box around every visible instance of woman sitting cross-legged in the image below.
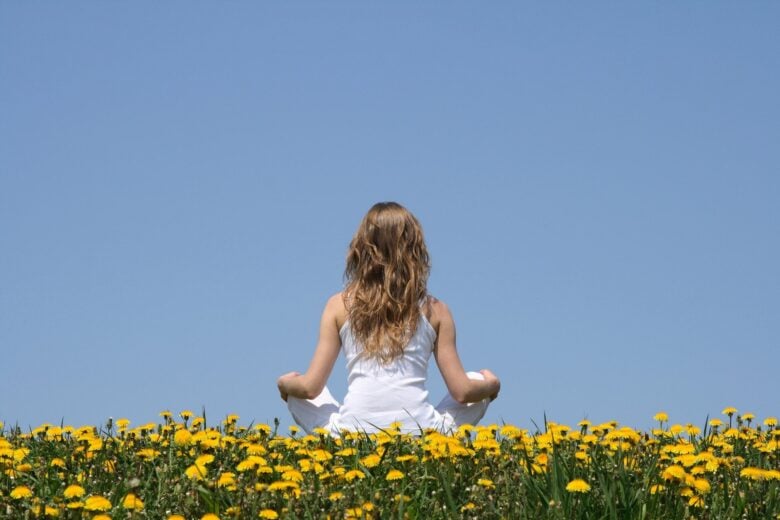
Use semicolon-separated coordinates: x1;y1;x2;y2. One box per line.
277;201;500;435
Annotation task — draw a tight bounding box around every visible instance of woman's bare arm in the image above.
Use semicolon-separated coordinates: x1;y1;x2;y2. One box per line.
277;294;343;401
431;299;500;404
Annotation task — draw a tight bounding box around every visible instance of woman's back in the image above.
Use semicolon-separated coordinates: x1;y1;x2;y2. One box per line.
335;309;440;432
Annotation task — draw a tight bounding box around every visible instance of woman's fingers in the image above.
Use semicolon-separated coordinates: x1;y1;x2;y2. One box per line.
479;369;497;382
479;369;501;401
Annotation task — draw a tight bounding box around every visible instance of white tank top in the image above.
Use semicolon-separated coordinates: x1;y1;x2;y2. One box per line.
333;312;441;433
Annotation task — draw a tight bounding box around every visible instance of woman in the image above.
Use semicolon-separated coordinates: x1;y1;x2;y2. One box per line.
277;202;500;434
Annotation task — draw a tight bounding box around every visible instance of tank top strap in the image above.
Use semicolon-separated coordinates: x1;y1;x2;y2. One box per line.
418;293;432;319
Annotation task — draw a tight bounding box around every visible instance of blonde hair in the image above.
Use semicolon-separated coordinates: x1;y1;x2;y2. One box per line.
344;202;431;364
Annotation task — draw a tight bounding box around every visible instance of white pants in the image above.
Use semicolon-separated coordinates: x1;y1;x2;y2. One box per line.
288;371;490;435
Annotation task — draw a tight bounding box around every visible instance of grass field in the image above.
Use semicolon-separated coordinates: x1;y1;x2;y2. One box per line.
1;408;778;519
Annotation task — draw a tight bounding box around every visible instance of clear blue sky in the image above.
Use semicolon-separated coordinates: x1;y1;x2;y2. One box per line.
2;2;778;432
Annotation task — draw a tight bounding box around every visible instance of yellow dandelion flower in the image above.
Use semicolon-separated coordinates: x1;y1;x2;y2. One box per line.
565;478;591;493
137;448;160;460
457;424;476;437
122;493;144;511
336;448;357;456
10;447;29;462
245;443;267;455
741;467;768;480
63;485;85;499
217;472;237;488
386;469;404;481
202;514;220;520
649;484;665;494
722;407;737;416
92;515;111;520
577;419;592;429
344;469;365;482
685;425;701;437
66;501;84;510
185;464;207;480
662;465;688;481
10;485;33;499
385;420;402;431
268;481;299;492
180;410;194;420
173;429;193;445
461;502;477;512
688;495;705;507
84;495;112;511
360;453;381;468
308;449;333;462
195;454;215;466
675;454;697;468
742;413;755;422
282;469;303;482
13;462;32;473
396;454;418;463
764;417;778;427
477;478;494;489
653;412;668;422
329;491;344;501
237;455;268;471
582;434;599;445
168;516;186;520
693;478;711;494
258;510;278;519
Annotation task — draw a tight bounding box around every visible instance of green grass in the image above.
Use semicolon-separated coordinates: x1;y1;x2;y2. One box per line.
1;412;778;519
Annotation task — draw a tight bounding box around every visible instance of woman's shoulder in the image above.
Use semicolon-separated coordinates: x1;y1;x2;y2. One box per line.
424;294;453;332
325;291;349;330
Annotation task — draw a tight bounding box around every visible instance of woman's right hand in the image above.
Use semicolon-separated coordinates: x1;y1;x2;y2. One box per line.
479;369;501;401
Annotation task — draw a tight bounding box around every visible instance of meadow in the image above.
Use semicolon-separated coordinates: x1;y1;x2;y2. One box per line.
1;408;778;519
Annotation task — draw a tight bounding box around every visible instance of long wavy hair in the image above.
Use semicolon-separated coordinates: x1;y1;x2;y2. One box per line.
344;202;431;364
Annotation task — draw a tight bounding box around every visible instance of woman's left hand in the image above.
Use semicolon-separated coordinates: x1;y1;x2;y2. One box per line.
277;371;301;402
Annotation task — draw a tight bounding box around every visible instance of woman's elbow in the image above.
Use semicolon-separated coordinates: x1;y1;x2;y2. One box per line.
450;389;470;404
301;381;324;400
302;389;320;400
